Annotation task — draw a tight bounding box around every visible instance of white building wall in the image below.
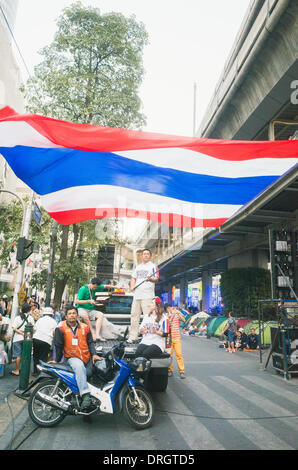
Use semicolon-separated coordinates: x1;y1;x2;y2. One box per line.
0;0;29;201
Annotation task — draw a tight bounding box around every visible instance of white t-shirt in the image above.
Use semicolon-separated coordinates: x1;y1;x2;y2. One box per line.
12;314;35;343
139;313;166;351
33;315;57;346
132;261;157;300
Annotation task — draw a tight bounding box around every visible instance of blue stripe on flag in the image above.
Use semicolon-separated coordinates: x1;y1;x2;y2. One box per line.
0;146;279;205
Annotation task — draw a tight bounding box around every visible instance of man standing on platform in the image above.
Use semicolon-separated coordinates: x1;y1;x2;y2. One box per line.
76;277;115;341
128;249;159;343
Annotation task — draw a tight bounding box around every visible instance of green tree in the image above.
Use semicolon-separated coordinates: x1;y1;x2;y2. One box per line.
220;268;271;319
21;2;148;305
22;1;148;129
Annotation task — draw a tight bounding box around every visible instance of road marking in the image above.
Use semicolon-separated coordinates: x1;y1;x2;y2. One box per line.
155;389;225;450
118;418;158;450
213;376;298;441
244;376;298;404
186;376;294;450
186;360;244;364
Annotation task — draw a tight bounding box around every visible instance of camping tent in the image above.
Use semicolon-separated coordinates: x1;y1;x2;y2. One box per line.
214;318;229;337
243;320;260;335
184;312;209;328
242;320;279;345
236;318;251;328
208;317;227;336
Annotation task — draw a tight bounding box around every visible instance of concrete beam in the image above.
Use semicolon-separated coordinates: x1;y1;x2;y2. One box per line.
198;0;298;140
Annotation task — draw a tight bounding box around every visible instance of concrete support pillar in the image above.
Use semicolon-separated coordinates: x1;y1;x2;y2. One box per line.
165;284;172;305
228;249;268;270
202;270;212;313
179;277;187;307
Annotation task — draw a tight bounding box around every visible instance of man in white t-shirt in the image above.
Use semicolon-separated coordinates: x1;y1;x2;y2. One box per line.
32;306;57;374
128;249;159;343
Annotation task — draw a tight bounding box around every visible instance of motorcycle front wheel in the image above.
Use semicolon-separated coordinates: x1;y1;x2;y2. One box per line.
28;379;70;427
123;385;154;429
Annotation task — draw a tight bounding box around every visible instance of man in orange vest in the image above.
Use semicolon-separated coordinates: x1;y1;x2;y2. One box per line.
51;306;102;411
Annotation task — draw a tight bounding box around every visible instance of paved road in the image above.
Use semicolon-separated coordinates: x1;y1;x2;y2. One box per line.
12;335;298;451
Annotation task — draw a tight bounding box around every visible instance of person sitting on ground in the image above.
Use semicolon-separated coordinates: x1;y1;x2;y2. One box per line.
134;297;168;360
188;323;197;336
245;328;260;350
75;277;116;341
50;306;102;411
198;321;208;337
11;303;35;376
236;327;247;350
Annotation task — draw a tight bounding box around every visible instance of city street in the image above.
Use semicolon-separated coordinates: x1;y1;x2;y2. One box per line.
12;334;298;451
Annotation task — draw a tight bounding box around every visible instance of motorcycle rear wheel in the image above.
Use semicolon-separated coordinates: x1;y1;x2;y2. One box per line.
123;385;154;429
28;379;69;427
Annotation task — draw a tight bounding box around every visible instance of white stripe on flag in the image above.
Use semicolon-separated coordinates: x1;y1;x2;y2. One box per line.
41;184;242;219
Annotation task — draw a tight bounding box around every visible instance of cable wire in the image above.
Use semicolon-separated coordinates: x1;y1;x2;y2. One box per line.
0;4;42;103
156;408;298;421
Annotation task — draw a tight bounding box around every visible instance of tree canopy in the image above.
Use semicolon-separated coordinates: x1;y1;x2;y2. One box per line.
16;2;149;304
23;1;148;129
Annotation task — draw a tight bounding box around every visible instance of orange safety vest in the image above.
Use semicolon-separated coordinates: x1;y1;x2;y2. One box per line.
59;321;91;364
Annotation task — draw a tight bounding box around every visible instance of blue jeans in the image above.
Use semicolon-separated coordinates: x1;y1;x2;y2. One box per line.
67;357;93;396
227;330;235;344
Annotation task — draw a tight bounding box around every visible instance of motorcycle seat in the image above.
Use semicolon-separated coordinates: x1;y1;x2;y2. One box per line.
40;360;74;372
160;352;170;358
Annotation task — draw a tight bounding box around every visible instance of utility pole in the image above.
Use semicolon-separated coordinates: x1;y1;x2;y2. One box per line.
9;190;34;331
45;220;58;307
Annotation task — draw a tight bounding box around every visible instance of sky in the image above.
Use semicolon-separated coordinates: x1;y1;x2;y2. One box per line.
12;1;251;242
13;0;251;137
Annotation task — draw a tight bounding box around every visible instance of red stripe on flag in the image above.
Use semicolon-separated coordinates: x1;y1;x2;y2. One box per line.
1;107;298;161
48;208;228;228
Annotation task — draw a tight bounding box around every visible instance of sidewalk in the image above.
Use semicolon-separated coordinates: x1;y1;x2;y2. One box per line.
0;361;31;450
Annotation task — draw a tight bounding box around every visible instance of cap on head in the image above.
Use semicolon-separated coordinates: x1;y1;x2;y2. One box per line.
42;307;54;315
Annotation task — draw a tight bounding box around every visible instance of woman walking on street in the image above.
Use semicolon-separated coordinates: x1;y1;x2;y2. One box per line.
165;304;186;379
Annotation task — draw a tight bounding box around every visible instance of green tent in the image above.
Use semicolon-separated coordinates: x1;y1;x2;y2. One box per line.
243;320;260;335
214;318;229;337
242;320;279;345
258;321;279;345
207;317;227;336
210;317;228;336
207;317;218;334
192;317;208;330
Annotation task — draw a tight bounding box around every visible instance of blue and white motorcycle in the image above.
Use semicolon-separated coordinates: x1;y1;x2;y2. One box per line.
25;330;154;430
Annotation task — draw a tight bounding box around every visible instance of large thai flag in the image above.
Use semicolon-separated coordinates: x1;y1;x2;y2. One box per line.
0;106;297;228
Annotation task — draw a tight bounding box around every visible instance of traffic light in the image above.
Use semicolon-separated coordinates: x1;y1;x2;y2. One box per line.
16;237;34;263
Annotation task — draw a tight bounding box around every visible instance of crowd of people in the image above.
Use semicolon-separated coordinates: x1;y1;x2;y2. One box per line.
0;247;261;413
0;293;68;375
221;312;260;353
